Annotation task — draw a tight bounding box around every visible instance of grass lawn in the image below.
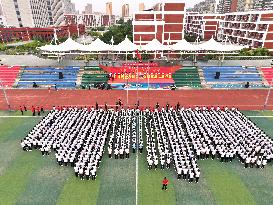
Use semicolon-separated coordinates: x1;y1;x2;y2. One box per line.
0;111;273;205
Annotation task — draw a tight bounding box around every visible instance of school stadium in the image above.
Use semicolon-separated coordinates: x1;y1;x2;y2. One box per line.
0;54;273;205
0;0;273;203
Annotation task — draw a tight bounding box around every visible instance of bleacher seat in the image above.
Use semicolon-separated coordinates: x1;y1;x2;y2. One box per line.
0;66;20;87
17;66;80;88
261;67;273;86
202;66;265;89
81;66;108;88
172;67;201;88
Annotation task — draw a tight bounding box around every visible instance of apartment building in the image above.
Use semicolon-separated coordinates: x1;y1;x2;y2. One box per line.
217;10;273;51
0;0;75;27
52;0;76;26
133;2;185;45
185;13;225;40
122;4;129;18
64;14;116;28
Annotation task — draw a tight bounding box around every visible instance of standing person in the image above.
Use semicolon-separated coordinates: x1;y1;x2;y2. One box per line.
166;102;169;111
156;102;159;109
31;106;35;116
41;106;44;113
162;177;169;190
118;99;123;107
95;102;99;110
37;106;41;116
115;101;119;111
176;102;180;111
105;103;108;111
108;146;112;158
24;105;27;112
20;106;23;115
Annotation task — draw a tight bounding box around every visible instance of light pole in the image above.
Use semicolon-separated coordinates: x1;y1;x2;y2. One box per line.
147;64;150;91
0;79;10;111
137;65;139;103
126;72;129;107
264;79;273;110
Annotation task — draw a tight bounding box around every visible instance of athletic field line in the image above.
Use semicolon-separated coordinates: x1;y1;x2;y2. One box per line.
136;115;139;205
0;116;43;118
246;116;273;118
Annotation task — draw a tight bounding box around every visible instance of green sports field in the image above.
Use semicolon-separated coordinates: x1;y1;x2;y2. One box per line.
0;110;273;205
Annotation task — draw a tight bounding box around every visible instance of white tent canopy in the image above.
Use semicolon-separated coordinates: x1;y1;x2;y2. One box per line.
198;38;246;52
142;39;171;51
171;39;201;51
56;38;85;51
39;44;64;52
112;37;139;52
81;38;113;52
39;37;246;53
221;42;247;51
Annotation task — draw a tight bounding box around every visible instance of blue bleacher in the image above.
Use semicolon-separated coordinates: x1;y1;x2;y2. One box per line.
202;66;264;89
17;66;80;88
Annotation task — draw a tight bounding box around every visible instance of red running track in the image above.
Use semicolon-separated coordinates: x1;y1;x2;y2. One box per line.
0;89;273;110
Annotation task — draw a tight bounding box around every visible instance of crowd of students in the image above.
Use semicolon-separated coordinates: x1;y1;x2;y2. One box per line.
21;107;113;180
20;105;273;182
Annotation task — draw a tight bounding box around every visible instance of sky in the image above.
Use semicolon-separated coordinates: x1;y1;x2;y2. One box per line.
71;0;203;16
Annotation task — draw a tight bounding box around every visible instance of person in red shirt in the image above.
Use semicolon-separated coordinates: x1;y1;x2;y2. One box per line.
37;106;40;116
41;106;44;113
31;106;35;116
162;177;169;190
19;106;23;115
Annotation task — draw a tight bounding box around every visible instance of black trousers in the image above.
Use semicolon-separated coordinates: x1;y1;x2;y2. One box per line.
196;177;199;183
162;184;167;190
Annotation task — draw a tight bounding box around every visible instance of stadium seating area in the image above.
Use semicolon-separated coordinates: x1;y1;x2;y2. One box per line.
261;67;273;86
0;66;20;87
17;66;80;88
81;66;108;89
202;66;265;89
172;67;201;88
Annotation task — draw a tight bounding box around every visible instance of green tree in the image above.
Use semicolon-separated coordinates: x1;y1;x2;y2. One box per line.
99;20;133;45
239;48;271;56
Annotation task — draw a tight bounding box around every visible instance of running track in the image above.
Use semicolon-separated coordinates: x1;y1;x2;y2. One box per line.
0;89;273;110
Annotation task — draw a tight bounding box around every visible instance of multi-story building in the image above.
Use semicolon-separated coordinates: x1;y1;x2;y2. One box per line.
254;0;273;10
217;0;233;13
106;2;112;16
217;10;273;51
0;24;85;42
188;0;217;14
0;0;52;27
64;14;116;28
184;13;224;40
52;0;76;26
0;3;6;26
236;0;255;11
133;2;185;45
122;4;129;17
83;3;92;14
139;3;145;11
0;0;75;27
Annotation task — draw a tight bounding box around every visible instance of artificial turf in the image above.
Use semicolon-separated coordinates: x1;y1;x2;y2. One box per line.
0;111;273;205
